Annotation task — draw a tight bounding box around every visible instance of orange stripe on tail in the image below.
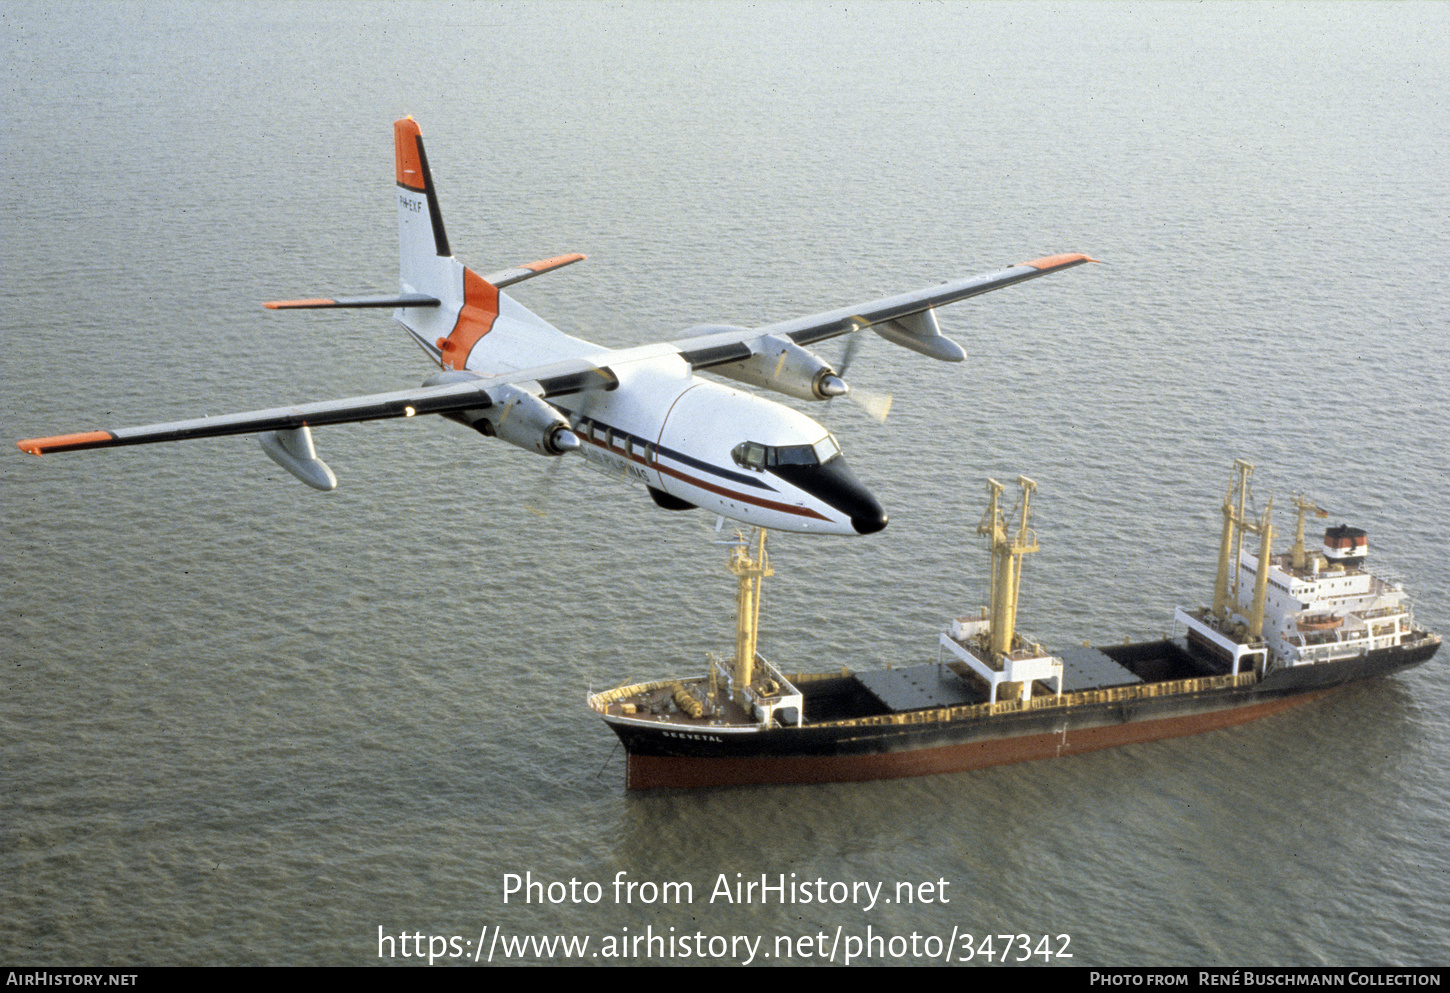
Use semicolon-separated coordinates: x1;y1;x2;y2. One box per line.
394;117;426;191
438;268;500;370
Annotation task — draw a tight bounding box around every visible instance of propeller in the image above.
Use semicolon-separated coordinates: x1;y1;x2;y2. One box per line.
831;319;893;423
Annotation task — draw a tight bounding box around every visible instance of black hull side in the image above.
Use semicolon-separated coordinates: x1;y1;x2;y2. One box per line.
610;680;1285;761
604;638;1439;789
1257;637;1440;691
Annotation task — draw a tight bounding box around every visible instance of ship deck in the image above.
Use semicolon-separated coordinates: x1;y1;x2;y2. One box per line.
789;638;1229;724
592;638;1236;730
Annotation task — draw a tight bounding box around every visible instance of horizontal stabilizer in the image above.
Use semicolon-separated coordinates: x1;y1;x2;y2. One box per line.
481;253;586;289
263;293;440;310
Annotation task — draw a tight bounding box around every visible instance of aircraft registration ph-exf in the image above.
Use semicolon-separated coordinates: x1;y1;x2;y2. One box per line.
17;117;1096;536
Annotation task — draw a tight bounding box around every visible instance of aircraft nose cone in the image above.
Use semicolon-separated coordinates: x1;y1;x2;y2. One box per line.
770;455;887;536
852;510;888;535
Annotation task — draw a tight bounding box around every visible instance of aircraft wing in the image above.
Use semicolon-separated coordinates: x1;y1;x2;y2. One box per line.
15;364;618;455
673;253;1096;367
764;253;1095;345
17;252;1093;455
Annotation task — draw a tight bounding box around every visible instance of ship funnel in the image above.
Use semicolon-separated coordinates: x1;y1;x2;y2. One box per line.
1323;524;1367;568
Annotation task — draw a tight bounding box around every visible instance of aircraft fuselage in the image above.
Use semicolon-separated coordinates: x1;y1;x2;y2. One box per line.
547;352;885;535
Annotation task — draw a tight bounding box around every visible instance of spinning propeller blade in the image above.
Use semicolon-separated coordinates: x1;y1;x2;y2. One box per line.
833;320;893;423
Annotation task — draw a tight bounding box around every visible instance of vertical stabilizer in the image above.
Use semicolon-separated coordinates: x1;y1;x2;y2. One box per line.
395;117;450;260
392;117;465;361
390;117;593;373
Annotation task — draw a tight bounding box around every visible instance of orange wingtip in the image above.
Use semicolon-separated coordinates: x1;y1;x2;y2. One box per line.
17;431;113;455
1019;253;1100;270
263;298;337;309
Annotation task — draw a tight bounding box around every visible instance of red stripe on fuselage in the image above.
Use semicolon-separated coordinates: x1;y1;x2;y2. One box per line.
580;435;830;522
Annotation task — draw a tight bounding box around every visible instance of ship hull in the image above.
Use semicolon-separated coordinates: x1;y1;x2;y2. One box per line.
603;639;1439;789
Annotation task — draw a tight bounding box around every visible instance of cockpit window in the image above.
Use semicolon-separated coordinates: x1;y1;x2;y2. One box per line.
734;441;768;471
731;434;842;472
772;444;816;466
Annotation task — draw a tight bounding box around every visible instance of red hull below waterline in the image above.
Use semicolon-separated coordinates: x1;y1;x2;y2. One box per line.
623;689;1331;789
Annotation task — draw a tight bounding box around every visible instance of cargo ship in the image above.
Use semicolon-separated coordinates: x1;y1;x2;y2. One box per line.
589;461;1440;789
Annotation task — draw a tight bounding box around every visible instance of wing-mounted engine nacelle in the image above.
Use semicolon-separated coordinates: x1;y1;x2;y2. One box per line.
687;328;847;402
259;425;338;491
422;371;580;457
480;385;581;456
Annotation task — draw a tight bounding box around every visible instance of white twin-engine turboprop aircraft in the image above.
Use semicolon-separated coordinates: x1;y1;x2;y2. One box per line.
18;117;1095;536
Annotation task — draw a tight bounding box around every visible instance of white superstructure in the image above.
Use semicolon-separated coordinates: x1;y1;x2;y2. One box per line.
1175;461;1426;676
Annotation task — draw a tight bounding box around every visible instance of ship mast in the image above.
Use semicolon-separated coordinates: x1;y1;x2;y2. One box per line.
939;474;1061;704
1213;460;1251;622
1290;493;1329;571
1211;459;1275;639
977;476;1039;661
727;528;773;698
